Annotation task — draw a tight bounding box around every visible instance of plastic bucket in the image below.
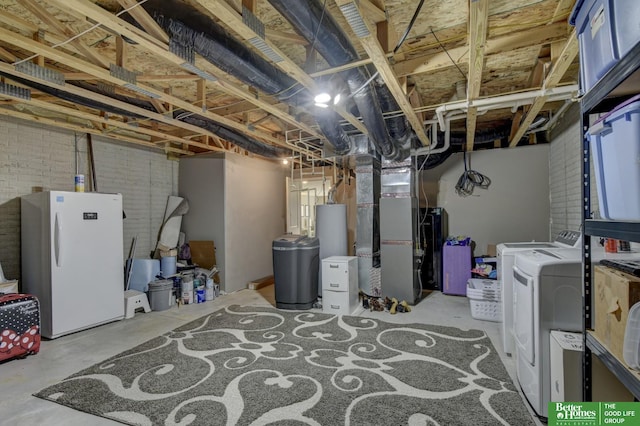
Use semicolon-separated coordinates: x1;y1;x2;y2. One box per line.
160;256;177;276
148;279;174;311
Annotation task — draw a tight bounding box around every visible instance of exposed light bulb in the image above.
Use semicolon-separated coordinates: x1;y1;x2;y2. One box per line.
333;93;341;105
314;92;331;104
282;159;289;165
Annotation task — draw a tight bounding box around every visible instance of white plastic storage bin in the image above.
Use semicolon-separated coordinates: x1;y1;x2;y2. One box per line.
623;301;640;369
587;95;640;220
570;0;618;94
467;279;501;322
612;1;640;59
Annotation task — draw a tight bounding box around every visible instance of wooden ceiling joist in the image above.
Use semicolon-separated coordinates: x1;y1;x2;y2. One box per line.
115;0;169;44
550;0;576;24
18;0;110;69
0;105;192;155
359;0;387;24
0;61;245;146
334;0;431;147
48;0;325;143
63;73;203;82
466;0;489;152
394;22;569;78
509;29;578;147
0;90;221;151
0;0;581;161
0;24;312;156
193;0;368;135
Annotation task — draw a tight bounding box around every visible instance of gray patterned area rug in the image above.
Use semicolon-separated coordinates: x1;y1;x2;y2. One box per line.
35;305;535;425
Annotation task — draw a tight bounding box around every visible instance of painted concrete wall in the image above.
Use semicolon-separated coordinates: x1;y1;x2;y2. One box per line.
0;116;178;282
180;154;287;293
224;155;287;293
179;155;226;285
421;144;551;255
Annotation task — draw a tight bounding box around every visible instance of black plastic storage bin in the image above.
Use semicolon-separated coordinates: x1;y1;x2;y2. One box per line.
272;234;320;309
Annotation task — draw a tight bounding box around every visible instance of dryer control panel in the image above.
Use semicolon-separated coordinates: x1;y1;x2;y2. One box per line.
555;230;582;248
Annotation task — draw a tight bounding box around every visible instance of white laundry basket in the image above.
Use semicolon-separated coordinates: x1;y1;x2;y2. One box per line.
467;278;502;322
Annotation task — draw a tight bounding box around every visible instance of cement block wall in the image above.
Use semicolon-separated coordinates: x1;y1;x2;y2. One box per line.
0;116;178;282
548;102;597;239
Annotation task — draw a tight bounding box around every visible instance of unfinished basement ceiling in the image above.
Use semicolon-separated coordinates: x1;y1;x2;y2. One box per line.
0;0;579;164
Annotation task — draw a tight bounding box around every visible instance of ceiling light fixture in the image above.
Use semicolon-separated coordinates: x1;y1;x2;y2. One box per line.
282;159;289;165
314;91;344;108
314;92;331;108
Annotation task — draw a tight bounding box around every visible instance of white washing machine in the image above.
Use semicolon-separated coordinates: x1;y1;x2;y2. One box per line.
497;230;581;356
513;247;582;419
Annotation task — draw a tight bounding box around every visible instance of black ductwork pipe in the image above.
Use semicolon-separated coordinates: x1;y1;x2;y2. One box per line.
370;66;413;152
0;73;291;159
416;126;547;169
267;0;405;160
176;113;290;159
136;0;351;155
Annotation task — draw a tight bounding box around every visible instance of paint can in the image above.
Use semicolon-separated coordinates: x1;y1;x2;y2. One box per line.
181;275;193;304
205;278;215;301
74;174;85;192
196;286;206;303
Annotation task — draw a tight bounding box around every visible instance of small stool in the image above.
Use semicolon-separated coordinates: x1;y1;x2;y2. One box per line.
124;290;151;319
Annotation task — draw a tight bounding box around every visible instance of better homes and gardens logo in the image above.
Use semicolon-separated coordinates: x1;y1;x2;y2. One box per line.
552;403;597;425
549;402;639;426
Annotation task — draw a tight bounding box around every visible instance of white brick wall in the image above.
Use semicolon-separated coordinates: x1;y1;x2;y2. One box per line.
549;103;586;238
0;115;178;282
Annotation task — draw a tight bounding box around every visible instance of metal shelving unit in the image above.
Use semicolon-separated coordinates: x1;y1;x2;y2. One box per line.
581;40;640;402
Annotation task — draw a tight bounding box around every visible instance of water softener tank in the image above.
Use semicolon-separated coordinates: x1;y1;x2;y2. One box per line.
272;234;319;309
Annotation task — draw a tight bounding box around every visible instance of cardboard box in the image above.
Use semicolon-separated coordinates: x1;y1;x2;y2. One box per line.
593;265;640;361
189;241;220;283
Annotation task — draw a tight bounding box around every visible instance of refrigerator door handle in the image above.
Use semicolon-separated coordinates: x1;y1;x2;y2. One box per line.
54;212;62;267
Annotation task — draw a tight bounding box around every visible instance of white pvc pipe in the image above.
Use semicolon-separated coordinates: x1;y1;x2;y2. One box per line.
531;99;576;133
413;113;466;156
417;85;579;157
435;84;579;131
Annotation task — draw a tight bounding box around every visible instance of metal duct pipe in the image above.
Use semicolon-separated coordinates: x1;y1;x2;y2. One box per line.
352;139;381;296
268;0;401;160
141;0;351;154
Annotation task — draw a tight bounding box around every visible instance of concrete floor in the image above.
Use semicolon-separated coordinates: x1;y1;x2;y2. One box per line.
0;288;542;425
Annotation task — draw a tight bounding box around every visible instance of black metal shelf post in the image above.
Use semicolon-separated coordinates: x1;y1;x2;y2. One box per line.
582;109;592;401
581;39;640;402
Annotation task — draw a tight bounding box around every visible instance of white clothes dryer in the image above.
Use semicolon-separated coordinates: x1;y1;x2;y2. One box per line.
512;247;582;419
496;230;581;356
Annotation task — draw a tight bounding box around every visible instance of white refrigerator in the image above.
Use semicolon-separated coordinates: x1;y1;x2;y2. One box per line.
21;191;125;339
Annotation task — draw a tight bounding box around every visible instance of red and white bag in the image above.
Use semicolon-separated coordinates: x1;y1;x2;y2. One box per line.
0;293;41;362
